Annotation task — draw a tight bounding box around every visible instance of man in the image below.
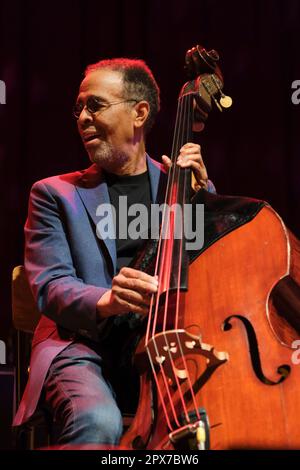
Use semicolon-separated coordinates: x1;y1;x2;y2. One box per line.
13;58;213;446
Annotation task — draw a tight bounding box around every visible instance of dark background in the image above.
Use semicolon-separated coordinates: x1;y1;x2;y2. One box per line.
0;0;300;356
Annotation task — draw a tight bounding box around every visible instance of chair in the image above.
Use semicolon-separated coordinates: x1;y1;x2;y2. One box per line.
12;265;41;334
11;265;50;449
12;265;40;403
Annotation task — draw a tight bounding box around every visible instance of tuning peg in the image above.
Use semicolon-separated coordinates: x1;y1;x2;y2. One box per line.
219;93;233;108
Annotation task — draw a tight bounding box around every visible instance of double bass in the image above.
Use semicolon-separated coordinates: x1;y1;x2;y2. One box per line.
119;45;300;450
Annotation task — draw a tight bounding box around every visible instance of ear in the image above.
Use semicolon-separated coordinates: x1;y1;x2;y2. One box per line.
133;101;150;129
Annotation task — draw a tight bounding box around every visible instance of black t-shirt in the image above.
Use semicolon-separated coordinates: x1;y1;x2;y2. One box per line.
105;170;152;271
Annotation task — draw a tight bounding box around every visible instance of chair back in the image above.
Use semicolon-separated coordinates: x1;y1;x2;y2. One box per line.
12;266;40;334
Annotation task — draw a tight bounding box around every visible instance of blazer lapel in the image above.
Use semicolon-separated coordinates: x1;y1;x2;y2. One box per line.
76;165;117;275
146;154;167;204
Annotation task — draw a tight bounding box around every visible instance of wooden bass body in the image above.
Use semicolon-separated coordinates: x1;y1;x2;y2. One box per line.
122;194;300;449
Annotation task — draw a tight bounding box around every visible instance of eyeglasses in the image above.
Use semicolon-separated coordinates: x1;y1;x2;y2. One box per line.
73;96;138;119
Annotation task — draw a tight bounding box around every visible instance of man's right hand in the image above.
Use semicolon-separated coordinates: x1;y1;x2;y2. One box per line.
96;267;158;318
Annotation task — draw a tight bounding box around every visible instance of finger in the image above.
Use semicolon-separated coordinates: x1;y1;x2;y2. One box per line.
179;150;201;161
115;275;158;295
161;155;172;169
177;154;203;165
178;145;202;163
117;298;149;316
177;158;206;173
117;289;151;307
177;159;203;170
180;143;201;152
177;152;207;172
177;160;208;186
120;267;158;286
114;286;153;306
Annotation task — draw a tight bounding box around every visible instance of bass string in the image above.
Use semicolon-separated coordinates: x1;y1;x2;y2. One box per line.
169;92;202;423
144;97;186;429
145;92;201;429
148;93;187;338
145;91;184;342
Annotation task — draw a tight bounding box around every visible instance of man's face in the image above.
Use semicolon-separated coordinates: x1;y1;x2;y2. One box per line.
76;68;136;172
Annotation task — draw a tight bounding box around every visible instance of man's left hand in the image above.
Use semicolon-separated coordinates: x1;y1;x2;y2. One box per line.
161;142;208;190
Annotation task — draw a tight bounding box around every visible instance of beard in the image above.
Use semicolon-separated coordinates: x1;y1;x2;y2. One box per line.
88;141;130;173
